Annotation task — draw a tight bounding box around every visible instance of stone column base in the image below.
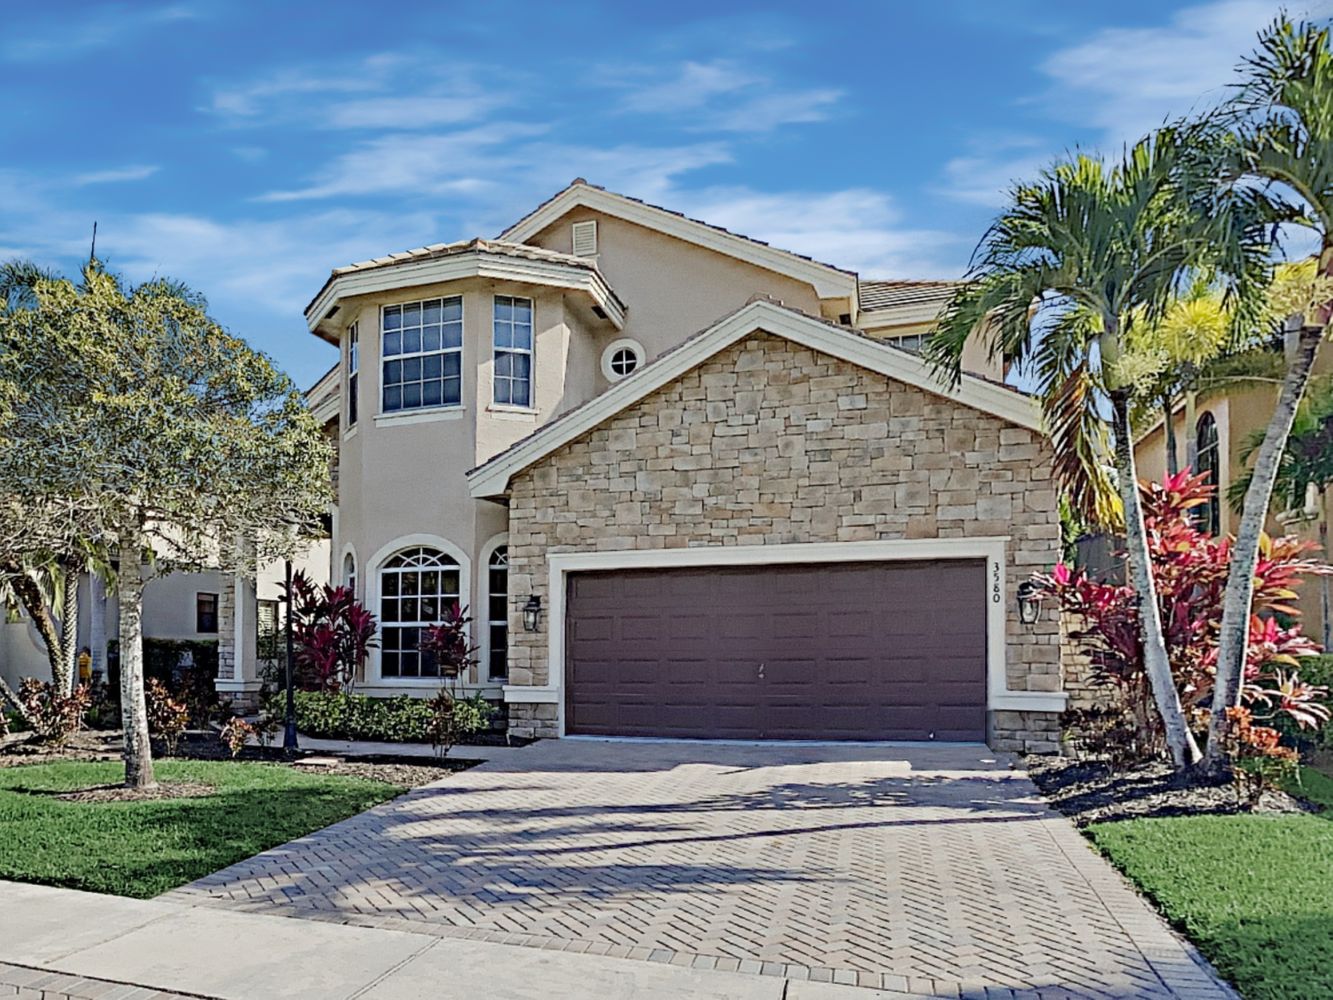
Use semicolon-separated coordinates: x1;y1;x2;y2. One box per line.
215;680;263;716
987;709;1062;754
506;702;559;739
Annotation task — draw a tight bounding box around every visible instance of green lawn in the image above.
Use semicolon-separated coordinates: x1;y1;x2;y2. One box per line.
0;760;403;898
1087;769;1333;1000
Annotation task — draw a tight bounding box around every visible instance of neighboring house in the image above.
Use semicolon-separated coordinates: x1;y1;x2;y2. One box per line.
265;179;1066;752
1134;341;1333;641
0;369;336;696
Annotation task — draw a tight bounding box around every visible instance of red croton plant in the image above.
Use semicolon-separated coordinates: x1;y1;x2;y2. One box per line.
284;570;379;692
1038;470;1331;765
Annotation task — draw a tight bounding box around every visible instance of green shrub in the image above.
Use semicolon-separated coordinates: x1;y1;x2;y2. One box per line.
1273;653;1333;755
294;690;491;743
426;690;494;758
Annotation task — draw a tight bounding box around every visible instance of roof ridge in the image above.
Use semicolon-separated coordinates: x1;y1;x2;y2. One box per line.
499;180;857;279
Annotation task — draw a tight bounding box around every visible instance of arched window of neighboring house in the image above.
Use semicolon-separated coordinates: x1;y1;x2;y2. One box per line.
379;546;459;678
342;552;356;595
487;546;508;680
1196;412;1221;536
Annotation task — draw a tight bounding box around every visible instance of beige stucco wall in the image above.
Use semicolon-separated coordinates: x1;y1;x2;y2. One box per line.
528;210;825;363
0;618;49;689
330;277;614;695
1135;386;1282;539
502;331;1064;750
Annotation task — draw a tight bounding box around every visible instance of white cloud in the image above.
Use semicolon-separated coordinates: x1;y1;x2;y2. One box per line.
1040;0;1333;143
257;124;732;210
936;137;1053;207
612;59;842;133
256;123;551;202
325;94;507;129
206;56;504;132
207;68;381;119
934;1;1333;208
3;4;203;62
675;186;962;277
72;165;160;186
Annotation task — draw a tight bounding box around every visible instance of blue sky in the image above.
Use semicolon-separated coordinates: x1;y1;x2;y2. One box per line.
0;0;1324;386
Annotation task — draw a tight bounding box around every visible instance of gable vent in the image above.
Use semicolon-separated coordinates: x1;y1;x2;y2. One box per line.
571;220;598;257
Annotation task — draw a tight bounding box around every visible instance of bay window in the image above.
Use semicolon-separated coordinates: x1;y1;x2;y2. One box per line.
382;297;462;413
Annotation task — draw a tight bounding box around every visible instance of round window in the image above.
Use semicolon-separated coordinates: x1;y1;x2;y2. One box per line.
601;340;645;382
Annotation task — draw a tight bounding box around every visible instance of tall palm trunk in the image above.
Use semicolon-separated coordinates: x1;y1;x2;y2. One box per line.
1205;321;1325;767
1320;490;1330;649
117;534;156;790
1163;394;1179;476
1111;389;1202;766
3;564;66;689
57;559;79;695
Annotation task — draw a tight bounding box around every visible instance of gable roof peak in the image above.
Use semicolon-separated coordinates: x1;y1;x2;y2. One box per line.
500;181;858;300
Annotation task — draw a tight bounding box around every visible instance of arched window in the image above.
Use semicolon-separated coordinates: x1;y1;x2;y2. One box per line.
342;552;356;594
487;546;508;680
379;547;459;678
1196;412;1220;536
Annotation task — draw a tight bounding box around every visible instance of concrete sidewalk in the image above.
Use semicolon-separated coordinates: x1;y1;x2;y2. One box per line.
0;881;912;1000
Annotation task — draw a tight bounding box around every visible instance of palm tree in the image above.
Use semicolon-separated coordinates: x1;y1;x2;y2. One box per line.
1207;17;1333;767
926;129;1268;768
1123;282;1237;475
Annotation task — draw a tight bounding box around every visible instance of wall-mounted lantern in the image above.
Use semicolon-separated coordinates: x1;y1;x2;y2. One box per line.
522;595;543;632
1016;580;1043;626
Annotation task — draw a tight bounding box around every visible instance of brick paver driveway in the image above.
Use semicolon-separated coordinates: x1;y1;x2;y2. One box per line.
165;741;1231;998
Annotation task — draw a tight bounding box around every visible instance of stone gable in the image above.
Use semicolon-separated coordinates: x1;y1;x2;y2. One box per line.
504;331;1064;749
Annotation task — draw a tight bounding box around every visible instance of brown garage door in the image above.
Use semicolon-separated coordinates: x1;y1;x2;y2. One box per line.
565;559;987;741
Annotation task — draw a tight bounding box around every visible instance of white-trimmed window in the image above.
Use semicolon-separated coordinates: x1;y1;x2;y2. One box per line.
346;322;360;426
487;546;508;680
342;552;356;594
1196;412;1221;536
493;296;533;407
890;332;928;354
601;339;644;382
382;297;462;413
379;546;460;678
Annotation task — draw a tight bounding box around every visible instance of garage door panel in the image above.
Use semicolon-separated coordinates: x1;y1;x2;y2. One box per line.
565;560;987;741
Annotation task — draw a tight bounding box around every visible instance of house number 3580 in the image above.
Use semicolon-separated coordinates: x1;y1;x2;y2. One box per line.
991;562;1002;603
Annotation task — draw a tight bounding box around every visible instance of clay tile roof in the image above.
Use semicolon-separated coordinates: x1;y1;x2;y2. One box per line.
329;237;600;277
859;279;959;312
306;237;624;319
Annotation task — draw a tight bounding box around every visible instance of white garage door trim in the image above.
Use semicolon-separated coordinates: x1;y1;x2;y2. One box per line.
503;537;1066;736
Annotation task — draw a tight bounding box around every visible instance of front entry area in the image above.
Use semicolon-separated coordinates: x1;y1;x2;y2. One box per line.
563;559;987;741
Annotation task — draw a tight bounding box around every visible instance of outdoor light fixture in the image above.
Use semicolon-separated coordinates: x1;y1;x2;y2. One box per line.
522;595;542;632
1016;580;1043;626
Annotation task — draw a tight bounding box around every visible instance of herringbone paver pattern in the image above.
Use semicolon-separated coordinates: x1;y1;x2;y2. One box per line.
163;743;1233;998
0;962;201;999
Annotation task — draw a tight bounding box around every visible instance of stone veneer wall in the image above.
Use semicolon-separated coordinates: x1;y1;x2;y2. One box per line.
504;332;1064;750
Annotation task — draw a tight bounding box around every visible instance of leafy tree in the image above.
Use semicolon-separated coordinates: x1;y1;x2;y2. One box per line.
1207;17;1333;767
926;130;1269;768
0;262;331;788
0;262;87;708
1122;282;1232;475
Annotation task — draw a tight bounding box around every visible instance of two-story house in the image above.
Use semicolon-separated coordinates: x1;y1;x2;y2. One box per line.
227;180;1067;752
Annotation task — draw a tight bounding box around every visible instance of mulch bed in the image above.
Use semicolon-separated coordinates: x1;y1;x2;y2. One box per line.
0;730;478;788
1027;754;1316;826
53;782;216;803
